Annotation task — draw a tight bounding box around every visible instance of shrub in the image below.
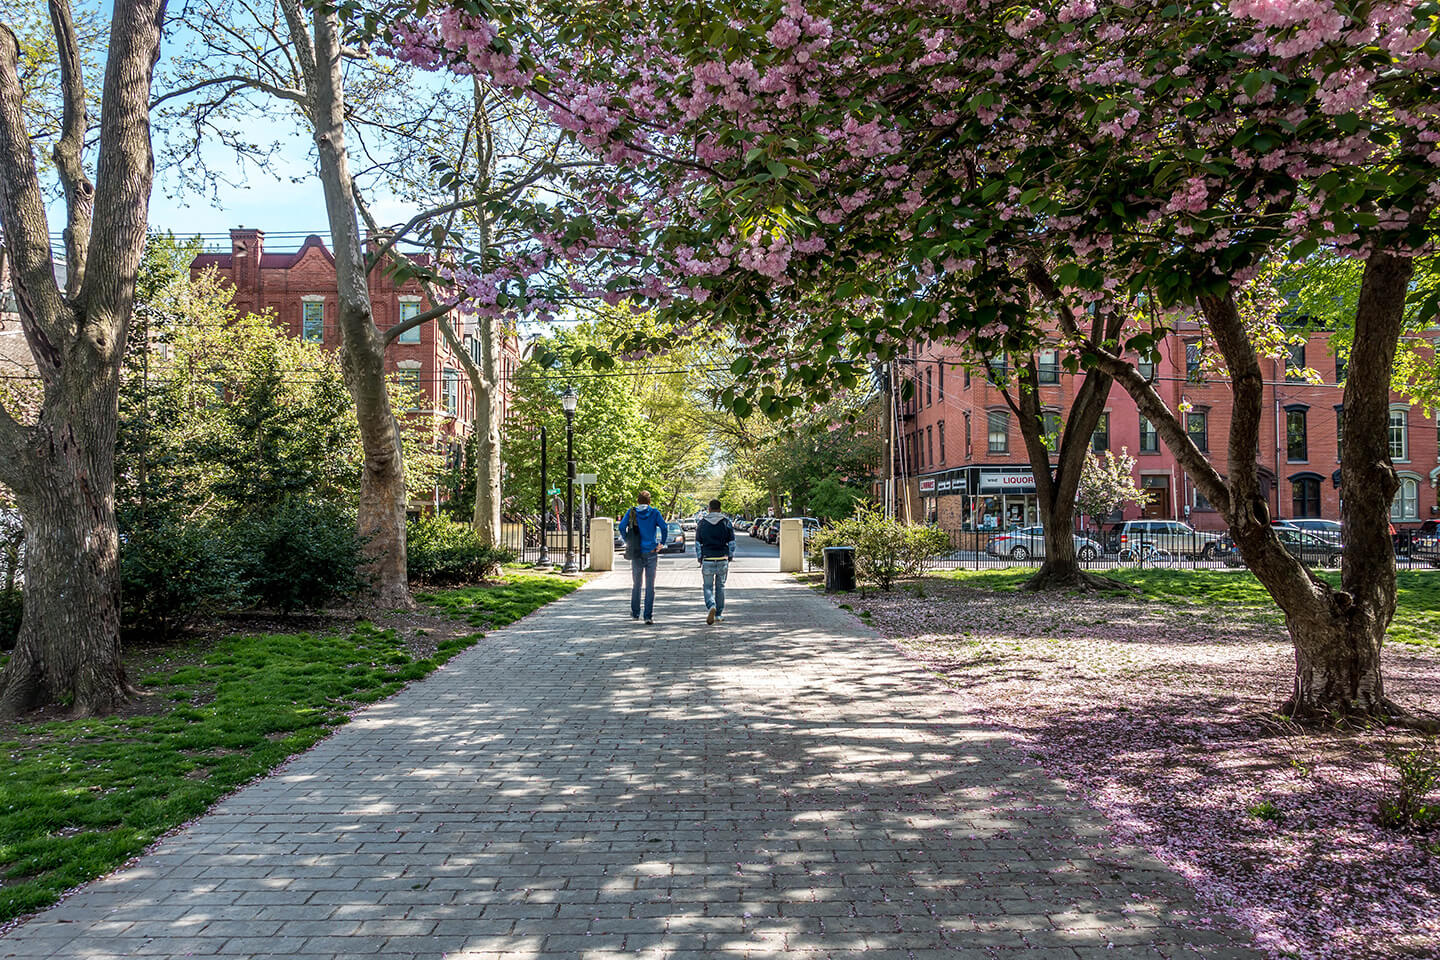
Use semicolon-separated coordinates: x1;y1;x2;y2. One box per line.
406;515;515;586
1378;741;1440;831
231;500;367;613
120;521;241;640
809;505;951;591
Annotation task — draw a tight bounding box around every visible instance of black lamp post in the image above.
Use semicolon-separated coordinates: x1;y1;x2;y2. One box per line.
562;386;579;574
535;424;550;567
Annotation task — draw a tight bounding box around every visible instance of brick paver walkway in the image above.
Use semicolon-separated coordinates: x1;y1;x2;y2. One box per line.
0;543;1262;959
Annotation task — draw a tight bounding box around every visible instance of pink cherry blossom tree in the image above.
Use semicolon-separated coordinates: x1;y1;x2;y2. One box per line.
389;0;1439;719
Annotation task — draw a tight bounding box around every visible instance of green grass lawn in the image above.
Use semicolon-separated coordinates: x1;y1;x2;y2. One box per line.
933;567;1440;649
0;570;579;923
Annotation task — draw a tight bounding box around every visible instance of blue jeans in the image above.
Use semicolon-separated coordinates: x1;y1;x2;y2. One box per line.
631;551;659;619
701;559;729;615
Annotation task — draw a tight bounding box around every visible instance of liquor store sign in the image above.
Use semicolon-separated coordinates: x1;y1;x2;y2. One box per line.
978;470;1036;494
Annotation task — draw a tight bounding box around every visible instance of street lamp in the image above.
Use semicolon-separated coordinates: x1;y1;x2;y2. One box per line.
535;424;551;567
562;386;580;574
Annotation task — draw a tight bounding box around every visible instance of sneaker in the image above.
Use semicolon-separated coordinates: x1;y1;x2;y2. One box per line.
644;617;654;625
706;608;717;625
715;614;724;623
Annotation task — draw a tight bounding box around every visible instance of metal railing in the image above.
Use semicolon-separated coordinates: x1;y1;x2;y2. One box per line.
805;526;1439;574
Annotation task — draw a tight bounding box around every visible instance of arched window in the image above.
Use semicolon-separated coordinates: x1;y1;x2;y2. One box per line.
1391;476;1419;521
1290;475;1322;518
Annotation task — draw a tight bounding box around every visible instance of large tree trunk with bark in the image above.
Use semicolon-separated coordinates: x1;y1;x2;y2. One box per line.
471;317;503;546
1079;253;1410;721
2;421;138;715
1006;283;1124;592
290;4;412;607
0;0;166;716
1281;251;1407;718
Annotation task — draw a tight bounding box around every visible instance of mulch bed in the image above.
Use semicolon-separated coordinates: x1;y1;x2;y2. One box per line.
838;578;1440;960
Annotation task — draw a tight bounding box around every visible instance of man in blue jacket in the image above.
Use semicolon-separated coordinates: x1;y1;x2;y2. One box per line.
619;490;668;623
694;499;735;625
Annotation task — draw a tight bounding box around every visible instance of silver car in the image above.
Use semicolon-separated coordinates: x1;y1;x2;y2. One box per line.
985;526;1103;561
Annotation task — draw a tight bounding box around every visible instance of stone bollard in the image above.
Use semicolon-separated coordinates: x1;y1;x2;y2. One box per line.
589;517;614;571
779;518;804;572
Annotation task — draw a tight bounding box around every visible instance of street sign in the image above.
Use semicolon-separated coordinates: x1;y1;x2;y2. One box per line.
577;473;597;484
548;488;561;496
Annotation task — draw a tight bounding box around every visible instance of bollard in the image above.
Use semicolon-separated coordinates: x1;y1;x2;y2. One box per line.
589;517;614;571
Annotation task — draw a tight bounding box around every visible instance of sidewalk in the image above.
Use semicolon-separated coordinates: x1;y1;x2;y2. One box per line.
0;549;1262;959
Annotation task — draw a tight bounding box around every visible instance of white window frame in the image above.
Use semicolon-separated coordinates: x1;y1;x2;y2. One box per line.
441;366;459;417
1389;404;1409;462
1391;474;1419;521
396;296;423;344
301;296;325;343
987;410;1008;454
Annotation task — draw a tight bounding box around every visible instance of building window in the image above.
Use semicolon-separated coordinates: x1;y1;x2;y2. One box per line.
1140;417;1158;453
987;353;1007;383
987;410;1009;454
937;363;944;399
1390;407;1409;461
965;415;972;456
1185;341;1202;382
1392;477;1419;521
1286;408;1308;462
397;300;422;344
1335;406;1344;462
1286;342;1306;382
938;421;946;463
302;300;324;342
926;424;933;464
1335;352;1347;383
1092;412;1110;452
1137;348;1158;382
1042;410;1062;451
1038;348;1060;384
964;367;971;388
1292;477;1322;518
442;367;459;416
1187;411;1208;452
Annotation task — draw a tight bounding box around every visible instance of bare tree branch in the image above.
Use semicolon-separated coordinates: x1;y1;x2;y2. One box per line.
48;0;93;297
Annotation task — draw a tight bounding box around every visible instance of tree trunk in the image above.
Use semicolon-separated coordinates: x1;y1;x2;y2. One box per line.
0;0;166;716
297;7;412;608
471;318;503;546
1002;330;1120;592
0;424;139;715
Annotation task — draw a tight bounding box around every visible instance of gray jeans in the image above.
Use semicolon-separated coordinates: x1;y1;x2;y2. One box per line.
701;559;728;615
630;551;659;619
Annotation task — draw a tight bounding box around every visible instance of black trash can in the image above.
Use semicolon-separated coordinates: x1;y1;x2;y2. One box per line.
824;546;856;592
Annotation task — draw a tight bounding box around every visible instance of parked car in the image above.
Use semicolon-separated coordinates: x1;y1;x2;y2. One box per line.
1411;520;1440;566
663;521;687;554
1278;518;1343;544
734;519;751;532
1217;526;1344;568
985;526;1103;562
750;518;770;539
1105;519;1225;559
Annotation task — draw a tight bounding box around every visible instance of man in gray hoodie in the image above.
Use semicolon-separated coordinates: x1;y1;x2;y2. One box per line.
694;499;735;624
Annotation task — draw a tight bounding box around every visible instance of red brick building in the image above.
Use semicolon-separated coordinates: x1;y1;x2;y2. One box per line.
191;229;524;444
894;322;1439;533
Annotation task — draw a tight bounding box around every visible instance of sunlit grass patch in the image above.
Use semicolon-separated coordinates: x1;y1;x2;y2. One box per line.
0;570;576;923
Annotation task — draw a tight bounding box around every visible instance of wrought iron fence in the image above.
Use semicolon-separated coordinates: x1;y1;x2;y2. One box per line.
805;524;1440;574
495;514;591;568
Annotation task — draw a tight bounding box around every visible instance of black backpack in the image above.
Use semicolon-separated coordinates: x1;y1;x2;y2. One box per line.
622;508;644;560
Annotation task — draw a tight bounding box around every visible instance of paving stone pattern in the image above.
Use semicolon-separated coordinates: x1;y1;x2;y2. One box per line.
1;544;1263;959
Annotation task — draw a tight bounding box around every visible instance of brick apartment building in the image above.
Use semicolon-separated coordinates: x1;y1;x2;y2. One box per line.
893;322;1440;533
191;229;524;449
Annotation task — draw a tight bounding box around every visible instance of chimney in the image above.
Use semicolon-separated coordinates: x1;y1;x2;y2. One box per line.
229;227;264;299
